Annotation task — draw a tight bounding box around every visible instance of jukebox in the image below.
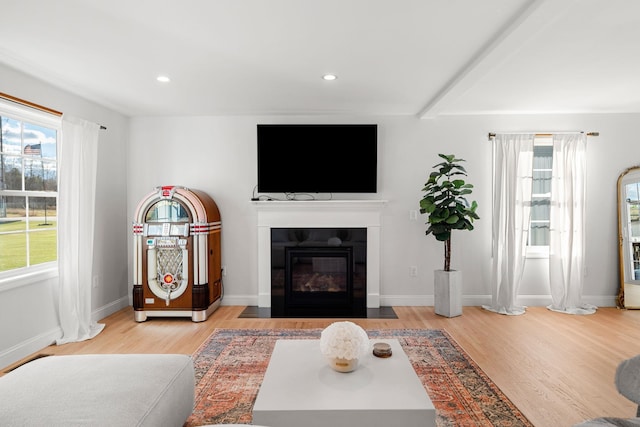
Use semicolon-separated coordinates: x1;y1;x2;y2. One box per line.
132;186;222;322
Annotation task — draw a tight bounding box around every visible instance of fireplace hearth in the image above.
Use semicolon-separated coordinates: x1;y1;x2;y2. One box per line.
271;228;366;317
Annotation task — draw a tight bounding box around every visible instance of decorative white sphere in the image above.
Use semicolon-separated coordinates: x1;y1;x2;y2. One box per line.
319;321;370;363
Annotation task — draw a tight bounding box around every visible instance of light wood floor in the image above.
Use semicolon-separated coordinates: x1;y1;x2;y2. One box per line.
5;305;640;427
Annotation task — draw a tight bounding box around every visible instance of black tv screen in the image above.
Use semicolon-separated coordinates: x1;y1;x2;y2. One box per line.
257;124;377;193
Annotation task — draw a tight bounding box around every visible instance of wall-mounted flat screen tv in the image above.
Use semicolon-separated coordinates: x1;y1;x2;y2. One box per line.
257;124;377;193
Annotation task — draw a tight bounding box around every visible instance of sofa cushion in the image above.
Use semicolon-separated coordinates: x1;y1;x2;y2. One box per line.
0;354;194;427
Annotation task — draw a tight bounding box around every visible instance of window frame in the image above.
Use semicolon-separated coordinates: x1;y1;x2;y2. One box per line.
0;99;61;288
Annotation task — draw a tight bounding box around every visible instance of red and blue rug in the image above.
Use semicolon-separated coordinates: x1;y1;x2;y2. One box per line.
186;328;532;426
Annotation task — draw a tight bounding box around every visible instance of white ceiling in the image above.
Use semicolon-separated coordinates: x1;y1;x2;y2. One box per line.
1;0;639;118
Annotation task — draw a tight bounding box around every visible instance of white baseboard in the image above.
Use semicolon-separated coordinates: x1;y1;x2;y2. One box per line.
220;293;619;308
379;294;618;308
1;296;131;371
92;296;130;323
0;326;61;371
466;294;618;308
580;295;618;308
221;294;259;306
380;295;434;306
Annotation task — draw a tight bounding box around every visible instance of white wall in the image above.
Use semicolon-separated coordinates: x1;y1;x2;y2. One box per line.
0;64;130;368
2;60;634;369
129;113;634;309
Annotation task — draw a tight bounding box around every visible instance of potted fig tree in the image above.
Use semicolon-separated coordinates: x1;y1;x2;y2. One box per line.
419;154;479;317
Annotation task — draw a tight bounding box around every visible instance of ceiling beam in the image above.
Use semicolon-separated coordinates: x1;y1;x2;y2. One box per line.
417;0;577;119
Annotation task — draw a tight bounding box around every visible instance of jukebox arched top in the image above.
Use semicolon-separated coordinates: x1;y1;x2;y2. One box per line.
145;199;191;223
132;186;222;322
134;185;220;226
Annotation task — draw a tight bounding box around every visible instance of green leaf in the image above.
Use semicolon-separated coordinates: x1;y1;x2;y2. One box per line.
434;231;451;241
451;164;467;173
429;215;444;224
445;214;459;224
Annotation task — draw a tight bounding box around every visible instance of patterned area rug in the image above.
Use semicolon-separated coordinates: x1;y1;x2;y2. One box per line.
186;328;532;426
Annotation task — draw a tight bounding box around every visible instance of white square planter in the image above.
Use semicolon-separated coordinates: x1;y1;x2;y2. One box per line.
434;270;462;318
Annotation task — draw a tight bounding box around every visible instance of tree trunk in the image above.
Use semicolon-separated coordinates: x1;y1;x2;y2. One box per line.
444;238;451;271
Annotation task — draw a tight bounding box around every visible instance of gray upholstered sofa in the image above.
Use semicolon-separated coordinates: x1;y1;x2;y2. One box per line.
574;355;640;426
0;354;195;426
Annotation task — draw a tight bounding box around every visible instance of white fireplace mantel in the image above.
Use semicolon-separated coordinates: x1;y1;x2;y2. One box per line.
253;199;387;309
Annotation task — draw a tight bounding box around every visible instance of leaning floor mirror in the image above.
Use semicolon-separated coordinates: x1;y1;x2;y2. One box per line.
618;166;640;308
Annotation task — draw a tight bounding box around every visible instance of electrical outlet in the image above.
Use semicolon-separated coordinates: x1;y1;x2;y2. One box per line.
92;275;99;288
222;265;227;276
410;266;418;277
409;210;418;221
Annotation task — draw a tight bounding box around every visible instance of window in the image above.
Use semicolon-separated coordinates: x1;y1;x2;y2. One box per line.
528;136;552;257
0;100;60;278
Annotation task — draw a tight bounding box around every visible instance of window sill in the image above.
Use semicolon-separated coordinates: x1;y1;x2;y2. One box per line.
526;247;549;259
0;265;58;293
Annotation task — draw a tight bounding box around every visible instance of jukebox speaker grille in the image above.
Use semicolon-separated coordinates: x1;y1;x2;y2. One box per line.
157;248;183;292
157;247;184;287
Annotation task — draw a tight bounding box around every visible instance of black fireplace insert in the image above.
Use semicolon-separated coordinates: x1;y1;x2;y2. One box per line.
271;228;366;317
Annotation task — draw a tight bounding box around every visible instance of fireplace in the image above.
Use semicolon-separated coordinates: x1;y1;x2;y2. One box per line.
271;228;366;317
254;199;386;315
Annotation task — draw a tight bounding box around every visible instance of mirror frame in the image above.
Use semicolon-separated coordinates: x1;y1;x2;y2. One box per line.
617;165;640;308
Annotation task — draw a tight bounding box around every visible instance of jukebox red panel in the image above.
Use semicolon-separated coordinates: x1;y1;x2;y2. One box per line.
132;186;222;322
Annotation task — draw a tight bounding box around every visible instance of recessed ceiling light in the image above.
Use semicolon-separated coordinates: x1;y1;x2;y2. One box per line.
322;74;337;81
156;75;171;83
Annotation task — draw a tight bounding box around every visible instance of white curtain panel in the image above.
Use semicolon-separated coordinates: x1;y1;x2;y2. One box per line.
483;134;535;315
548;133;596;315
56;116;105;344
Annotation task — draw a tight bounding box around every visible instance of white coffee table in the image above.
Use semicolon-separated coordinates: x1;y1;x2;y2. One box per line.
252;339;436;427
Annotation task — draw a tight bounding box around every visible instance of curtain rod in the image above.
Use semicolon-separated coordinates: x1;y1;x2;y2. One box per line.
0;92;107;130
488;131;599;140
